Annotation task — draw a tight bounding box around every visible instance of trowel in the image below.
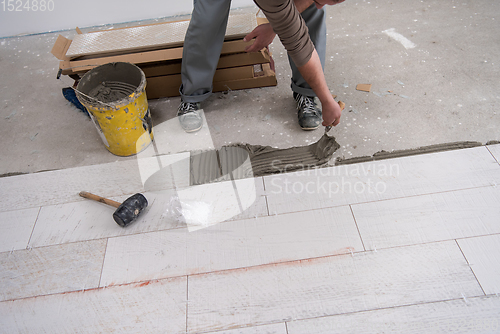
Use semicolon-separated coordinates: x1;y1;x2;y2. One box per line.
324;125;334;137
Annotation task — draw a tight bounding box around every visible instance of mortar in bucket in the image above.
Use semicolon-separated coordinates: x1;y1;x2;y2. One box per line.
76;62;153;156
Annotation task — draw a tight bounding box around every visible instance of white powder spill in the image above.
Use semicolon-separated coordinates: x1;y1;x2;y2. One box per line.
382;28;416;49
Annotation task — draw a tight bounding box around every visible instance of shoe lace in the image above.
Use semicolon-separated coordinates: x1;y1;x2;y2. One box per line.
297;95;317;116
178;102;198;115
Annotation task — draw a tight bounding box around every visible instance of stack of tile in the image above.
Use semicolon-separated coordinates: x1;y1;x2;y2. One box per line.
51;13;277;99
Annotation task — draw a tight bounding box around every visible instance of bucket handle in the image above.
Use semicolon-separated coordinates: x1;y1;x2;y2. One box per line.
56;64;100;80
71;86;118;108
57;66;124;108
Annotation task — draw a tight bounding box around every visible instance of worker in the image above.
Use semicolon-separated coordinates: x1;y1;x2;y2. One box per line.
177;0;345;133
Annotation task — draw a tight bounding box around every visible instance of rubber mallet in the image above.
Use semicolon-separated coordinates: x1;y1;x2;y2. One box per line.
79;191;148;227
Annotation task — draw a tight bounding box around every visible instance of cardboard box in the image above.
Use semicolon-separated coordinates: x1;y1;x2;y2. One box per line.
56;39;259;76
52;12;277;100
141;48;271;77
146;63;276;99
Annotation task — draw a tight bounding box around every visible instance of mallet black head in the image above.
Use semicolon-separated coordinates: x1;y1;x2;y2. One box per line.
112;193;148;227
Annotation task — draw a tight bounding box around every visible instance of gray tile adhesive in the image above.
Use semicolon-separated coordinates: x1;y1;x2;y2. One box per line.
335;141;483;165
189;134;341;186
231;133;341;177
186;139;489;186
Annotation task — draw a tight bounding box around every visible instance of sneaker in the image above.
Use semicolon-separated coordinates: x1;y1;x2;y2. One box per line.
177;101;202;133
293;93;322;130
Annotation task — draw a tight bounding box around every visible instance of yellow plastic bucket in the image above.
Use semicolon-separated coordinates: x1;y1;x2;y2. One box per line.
76;62;153;156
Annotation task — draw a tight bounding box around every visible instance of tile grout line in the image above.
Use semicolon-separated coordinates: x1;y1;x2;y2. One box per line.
0;190;141;215
486;145;500;165
186;211;189;334
184;237;500;279
186;275;189;334
5;267;495;309
0;276;177;303
455;231;500;242
275;295;492;329
97;238;109;288
0;234;122;255
270;183;497;217
455;239;487;296
264;195;270;216
261;176;271;216
349;204;366;251
6;226;186;254
192;320;290;334
25;206;41;250
189;295;499;334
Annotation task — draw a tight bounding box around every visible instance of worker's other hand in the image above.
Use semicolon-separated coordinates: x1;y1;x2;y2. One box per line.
243;23;276;53
313;0;345;9
322;100;342;127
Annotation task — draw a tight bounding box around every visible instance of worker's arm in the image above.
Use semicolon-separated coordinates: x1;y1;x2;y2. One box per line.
244;0;345;52
251;0;345;126
298;49;342;126
244;0;314;52
245;26;342;126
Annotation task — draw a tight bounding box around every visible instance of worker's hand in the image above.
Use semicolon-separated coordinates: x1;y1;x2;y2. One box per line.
243;23;276;53
322;100;342;127
313;0;346;9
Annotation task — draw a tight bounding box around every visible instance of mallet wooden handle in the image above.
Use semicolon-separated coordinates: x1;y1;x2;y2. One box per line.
79;191;122;208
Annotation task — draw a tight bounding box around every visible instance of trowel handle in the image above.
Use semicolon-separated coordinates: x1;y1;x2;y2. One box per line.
79;191;122;208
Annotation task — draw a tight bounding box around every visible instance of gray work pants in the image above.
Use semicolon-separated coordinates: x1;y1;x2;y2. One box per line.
180;0;326;103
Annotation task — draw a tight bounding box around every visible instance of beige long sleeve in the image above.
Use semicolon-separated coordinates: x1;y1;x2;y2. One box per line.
253;0;315;67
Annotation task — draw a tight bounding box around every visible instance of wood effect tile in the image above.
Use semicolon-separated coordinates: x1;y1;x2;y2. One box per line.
0;277;187;333
66;14;256;58
264;146;500;215
352;186;500;250
0;208;39;252
487;144;500;165
100;206;362;287
0;239;106;302
29;190;183;248
136;151;191;191
29;176;267;248
287;295;500;333
458;234;500;295
187;241;482;333
0;149;192;213
226;177;268;222
0;155;174;213
176;177;264;232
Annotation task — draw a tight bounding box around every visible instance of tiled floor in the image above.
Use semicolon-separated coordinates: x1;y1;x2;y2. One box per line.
1;144;499;333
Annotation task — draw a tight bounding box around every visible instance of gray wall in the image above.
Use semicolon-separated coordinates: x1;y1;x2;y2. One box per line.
0;0;255;38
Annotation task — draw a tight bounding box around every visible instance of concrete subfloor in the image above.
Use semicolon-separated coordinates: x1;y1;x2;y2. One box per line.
0;0;499;175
